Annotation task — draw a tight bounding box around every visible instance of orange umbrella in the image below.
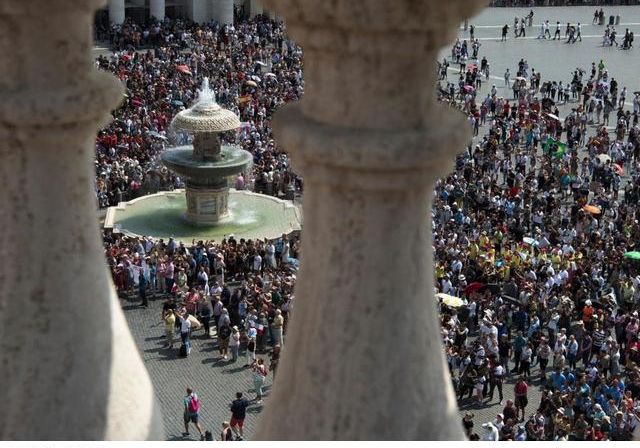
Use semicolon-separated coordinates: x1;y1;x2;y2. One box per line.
583;205;601;215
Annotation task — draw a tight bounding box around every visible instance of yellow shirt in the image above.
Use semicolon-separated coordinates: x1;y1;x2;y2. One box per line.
164;312;176;332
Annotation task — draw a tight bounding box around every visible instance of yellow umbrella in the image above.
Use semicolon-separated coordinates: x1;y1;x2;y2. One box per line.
436;293;464;308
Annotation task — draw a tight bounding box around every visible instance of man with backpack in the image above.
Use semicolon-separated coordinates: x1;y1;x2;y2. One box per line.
183;388;205;440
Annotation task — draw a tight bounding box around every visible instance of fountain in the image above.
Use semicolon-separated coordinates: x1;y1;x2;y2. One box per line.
105;78;301;241
162;78;252;224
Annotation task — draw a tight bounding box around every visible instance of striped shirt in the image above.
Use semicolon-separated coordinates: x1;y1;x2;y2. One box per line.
592;329;606;348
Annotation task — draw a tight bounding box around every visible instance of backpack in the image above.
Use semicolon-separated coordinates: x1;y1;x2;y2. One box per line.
219;325;231;340
188;394;201;413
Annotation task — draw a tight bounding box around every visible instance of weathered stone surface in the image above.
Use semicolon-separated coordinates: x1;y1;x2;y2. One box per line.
255;0;488;440
0;0;163;440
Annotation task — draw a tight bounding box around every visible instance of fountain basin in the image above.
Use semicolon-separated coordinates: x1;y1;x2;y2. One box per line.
104;189;302;242
161;145;252;183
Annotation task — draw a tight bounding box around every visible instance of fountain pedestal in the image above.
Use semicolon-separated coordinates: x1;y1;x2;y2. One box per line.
185;184;230;224
162;78;251;226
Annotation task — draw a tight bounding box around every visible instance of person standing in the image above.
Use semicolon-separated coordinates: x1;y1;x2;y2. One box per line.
502;24;509;42
183;388;205;440
229;325;241;362
504;68;511;87
498;334;511;375
271;309;284;346
163;256;175;293
198;297;212;338
230;392;250;440
270;344;281;378
163;308;176;349
179;309;192;356
577;23;582;42
488;361;505;404
138;262;148;308
245;326;257;366
537;339;552;380
544;21;551;39
520;342;532;379
218;322;231;360
252;358;268;403
554;21;561;40
514;377;528;422
512;331;526;374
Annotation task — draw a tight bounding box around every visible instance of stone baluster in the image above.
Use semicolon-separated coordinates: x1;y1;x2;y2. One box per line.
150;0;166;21
0;0;163;440
256;0;487;440
249;0;263;18
108;0;125;24
212;0;234;25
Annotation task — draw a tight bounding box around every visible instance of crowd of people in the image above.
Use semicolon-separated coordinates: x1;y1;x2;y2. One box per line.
89;3;640;441
94;15;303;209
435;18;640;441
491;1;640;6
105;228;299;439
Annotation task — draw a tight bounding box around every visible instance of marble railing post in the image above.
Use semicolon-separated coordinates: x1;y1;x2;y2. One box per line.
108;0;125;24
256;0;487;440
0;0;163;440
249;0;263;17
150;0;166;21
191;0;210;23
212;0;234;25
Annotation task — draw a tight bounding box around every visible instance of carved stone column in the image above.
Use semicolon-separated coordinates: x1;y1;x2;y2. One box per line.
212;0;234;25
249;0;263;17
256;0;487;440
150;0;166;21
191;0;210;23
108;0;125;24
0;0;163;440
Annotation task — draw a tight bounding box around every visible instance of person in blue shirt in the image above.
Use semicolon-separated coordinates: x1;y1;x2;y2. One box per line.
563;367;576;390
550;369;566;392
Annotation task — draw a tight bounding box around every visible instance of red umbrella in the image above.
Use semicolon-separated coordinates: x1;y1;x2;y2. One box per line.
464;282;485;295
176;64;192;75
121;54;132;62
614;163;624;176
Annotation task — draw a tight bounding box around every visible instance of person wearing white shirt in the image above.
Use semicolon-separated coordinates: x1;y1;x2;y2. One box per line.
252;253;263;272
482;422;499;441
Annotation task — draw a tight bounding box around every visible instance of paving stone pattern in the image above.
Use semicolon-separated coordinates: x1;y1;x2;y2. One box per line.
122;293;270;441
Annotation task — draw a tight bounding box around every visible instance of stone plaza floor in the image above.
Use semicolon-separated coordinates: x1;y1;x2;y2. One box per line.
446;5;640;94
122;292;270;441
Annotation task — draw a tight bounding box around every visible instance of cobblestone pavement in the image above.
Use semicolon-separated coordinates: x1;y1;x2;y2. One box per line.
122;292;269;441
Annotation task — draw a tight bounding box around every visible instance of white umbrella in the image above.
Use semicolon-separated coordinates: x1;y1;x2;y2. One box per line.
251;75;262;82
265;72;277;78
436;293;465;308
597;154;611;164
545;113;560;121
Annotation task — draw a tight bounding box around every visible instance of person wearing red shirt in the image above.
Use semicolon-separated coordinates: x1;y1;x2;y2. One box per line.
514;377;528;422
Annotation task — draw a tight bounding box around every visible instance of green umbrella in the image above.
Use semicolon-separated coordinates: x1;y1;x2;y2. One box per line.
624;251;640;260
